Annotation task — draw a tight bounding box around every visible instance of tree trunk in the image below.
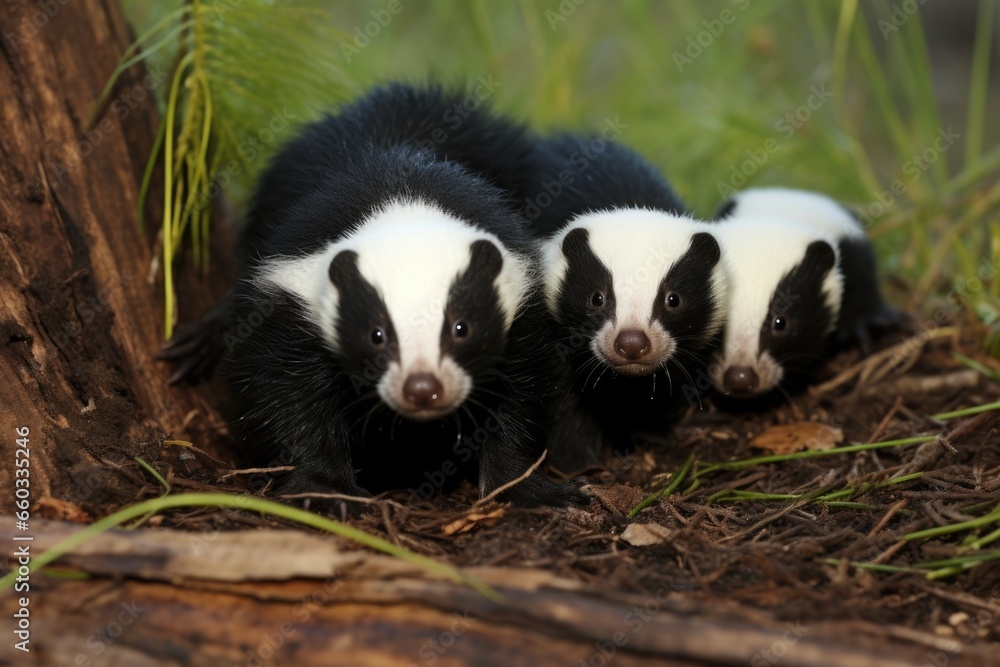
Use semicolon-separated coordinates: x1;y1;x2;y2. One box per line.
0;0;228;515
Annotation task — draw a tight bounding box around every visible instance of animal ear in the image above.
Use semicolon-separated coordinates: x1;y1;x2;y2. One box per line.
804;240;836;275
715;199;737;219
561;227;591;261
468;239;503;282
328;250;360;288
687;232;721;268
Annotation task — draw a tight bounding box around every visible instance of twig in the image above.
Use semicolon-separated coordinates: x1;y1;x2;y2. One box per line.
867;396;903;444
813;329;953;395
473;451;547;508
870;539;908;565
868;499;909;539
218;466;295;481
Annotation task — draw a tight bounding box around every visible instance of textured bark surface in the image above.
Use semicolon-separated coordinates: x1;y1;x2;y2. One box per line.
3;519;995;667
0;0;228;515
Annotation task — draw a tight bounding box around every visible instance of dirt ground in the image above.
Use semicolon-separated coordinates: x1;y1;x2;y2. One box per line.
33;324;1000;654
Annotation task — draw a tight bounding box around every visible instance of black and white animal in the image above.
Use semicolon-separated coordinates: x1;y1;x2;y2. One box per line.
712;187;902;398
523;135;728;470
161;84;580;508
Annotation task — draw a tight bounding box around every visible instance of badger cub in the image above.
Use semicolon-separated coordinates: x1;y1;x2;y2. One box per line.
712;187;903;398
524;136;728;470
162;85;579;508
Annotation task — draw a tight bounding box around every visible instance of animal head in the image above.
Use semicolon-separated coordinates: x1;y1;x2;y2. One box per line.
717;187;864;240
712;216;842;397
259;199;529;421
541;208;726;377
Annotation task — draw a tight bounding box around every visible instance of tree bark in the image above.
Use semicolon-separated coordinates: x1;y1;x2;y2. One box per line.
0;0;228;514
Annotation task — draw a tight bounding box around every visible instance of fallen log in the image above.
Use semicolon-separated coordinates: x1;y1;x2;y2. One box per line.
1;518;994;666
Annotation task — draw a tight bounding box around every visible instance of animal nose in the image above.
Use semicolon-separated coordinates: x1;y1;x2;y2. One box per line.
615;330;651;361
723;366;759;394
403;373;444;408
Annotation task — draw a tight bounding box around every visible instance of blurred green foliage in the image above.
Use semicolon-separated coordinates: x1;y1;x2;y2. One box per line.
120;0;999;348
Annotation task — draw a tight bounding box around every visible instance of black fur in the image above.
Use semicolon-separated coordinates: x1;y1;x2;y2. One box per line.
521;134;687;236
522;136;721;471
243;82;534;229
759;240;838;388
835;235;906;354
653;232;723;339
162;84;580;508
552;228;616;333
548;230;723;470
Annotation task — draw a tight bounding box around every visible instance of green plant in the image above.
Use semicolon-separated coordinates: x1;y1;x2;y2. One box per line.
114;1;998;339
112;0;353;337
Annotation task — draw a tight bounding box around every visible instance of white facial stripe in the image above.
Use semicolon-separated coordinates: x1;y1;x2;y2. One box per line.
348;200;527;368
714;215;843;370
255;199;530;361
254;249;340;348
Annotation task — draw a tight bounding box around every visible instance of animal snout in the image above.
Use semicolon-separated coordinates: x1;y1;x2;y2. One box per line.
614;329;651;361
403;373;444;408
723;365;759;394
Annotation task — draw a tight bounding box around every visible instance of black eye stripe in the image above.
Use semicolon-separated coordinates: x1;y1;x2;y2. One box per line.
557;228;616;328
328;250;399;373
441;242;507;363
759;247;836;373
652;233;720;347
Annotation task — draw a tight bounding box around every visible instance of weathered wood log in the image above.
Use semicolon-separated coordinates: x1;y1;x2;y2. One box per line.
1;519;995;666
0;0;229;515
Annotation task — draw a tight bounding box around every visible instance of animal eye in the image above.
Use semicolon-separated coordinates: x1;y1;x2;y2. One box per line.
590;291;606;308
772;316;787;332
666;293;681;308
370;328;386;345
453;320;470;339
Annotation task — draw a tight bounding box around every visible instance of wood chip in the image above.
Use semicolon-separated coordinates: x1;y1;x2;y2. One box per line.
32;497;91;523
441;508;505;536
621;523;673;546
749;422;843;454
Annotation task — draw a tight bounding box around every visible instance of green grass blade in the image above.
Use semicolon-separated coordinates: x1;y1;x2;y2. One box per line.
932;400;1000;421
0;493;497;600
965;0;996;169
628;454;695;519
905;503;1000;540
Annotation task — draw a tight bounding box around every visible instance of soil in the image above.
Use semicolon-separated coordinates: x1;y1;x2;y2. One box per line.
33;324;1000;652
